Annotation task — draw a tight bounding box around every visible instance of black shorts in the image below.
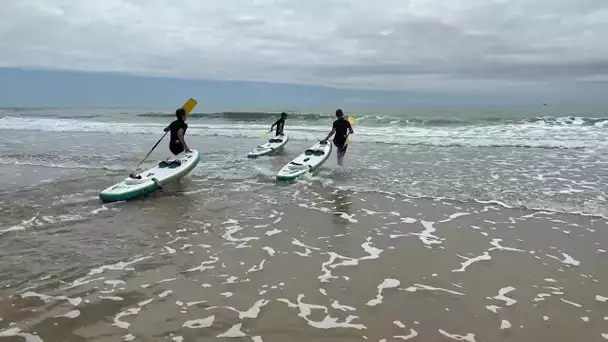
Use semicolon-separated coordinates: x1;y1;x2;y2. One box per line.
169;142;184;155
333;139;347;154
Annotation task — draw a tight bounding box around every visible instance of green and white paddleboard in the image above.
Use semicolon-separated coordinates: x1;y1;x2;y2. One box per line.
276;141;332;181
247;134;289;158
99;150;200;202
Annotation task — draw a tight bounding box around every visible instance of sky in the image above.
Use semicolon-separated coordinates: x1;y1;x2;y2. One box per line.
1;0;608;109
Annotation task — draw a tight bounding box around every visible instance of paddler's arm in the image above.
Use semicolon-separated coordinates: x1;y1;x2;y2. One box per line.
177;128;191;153
321;128;336;143
163;126;170;132
270;119;279;132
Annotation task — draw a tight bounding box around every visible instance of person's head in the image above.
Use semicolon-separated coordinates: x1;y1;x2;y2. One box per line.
335;109;344;118
176;108;186;120
281;112;287;119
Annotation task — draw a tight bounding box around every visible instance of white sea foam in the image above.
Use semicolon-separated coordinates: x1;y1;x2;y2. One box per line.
217;324;247;338
88;255;152;276
0;327;43;342
561;298;582;308
438;329;476;341
332;301;356;312
489;239;525;252
262;246;276;256
394;329;418;340
186;255;219;272
292;238;321;257
411;221;442;246
112;308;141;329
452;252;491;272
486;305;501;313
183;315;215;329
21;292;82;306
367;278;400;306
403;284;465;296
247;260;266;274
265;229;282;236
493;287;517;306
56;310;81;318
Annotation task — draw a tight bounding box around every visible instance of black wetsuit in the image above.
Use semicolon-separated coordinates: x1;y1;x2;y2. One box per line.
168;119;188;155
274;118;285;136
332;117;352;154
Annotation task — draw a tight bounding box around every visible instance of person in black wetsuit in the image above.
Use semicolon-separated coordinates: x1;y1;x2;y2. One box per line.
321;109;354;166
163;108;192;155
270;112;287;136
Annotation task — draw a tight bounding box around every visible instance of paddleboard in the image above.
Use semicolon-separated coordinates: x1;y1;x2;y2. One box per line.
276;141;332;181
99;150;200;202
247;134;289;158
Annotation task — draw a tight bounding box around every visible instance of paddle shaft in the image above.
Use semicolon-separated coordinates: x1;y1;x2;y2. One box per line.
131;131;168;176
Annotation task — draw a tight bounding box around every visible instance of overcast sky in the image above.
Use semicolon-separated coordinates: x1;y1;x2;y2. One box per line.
1;0;608;106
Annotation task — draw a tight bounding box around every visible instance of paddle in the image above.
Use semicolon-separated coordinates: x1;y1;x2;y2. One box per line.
129;98;197;178
344;115;356;146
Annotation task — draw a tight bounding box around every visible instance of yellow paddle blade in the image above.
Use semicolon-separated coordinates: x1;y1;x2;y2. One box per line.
182;98;197;119
261;131;269;136
345;115;355;145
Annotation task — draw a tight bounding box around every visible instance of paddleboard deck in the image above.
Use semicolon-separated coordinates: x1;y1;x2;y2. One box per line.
99;150;200;202
247;134;289;158
276;141;332;181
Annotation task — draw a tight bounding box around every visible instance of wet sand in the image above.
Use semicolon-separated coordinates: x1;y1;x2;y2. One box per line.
1;179;607;341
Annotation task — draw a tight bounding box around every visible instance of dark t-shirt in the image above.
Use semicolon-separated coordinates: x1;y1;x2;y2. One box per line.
169;119;188;146
274;118;285;135
333;118;352;143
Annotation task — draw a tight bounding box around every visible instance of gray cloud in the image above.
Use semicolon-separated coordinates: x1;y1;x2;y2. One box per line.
1;0;607;98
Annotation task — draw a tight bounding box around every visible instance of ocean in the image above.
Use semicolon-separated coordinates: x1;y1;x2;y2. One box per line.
0;106;607;341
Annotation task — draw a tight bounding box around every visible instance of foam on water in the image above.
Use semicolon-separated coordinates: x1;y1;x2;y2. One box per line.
265;229;282;236
292;238;321;257
88;255;152;276
112;308;141;329
158;290;172;298
138;298;154;307
183;315;215;329
366;278;400;307
262;247;276;256
403;284;465;296
452;252;492;272
0;327;43;342
21;292;82;306
331;301;356;312
596;295;608;303
486;305;501;313
560;298;582;308
56;310;81;319
217;324;247;338
438;329;476;342
186;255;220;272
278;295;366;330
411;221;442;246
489;239;525;252
247;260;266;274
493;287;517;306
500;320;512;329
